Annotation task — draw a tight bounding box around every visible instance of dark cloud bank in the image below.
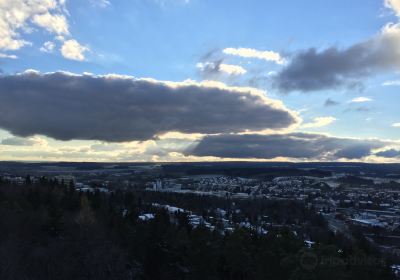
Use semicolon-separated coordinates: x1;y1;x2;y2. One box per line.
376;149;400;158
1;136;38;146
188;133;387;160
0;71;297;142
273;25;400;92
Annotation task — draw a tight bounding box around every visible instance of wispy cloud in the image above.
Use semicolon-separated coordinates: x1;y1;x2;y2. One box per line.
348;97;373;103
223;47;285;64
40;41;55;53
382;80;400;86
89;0;111;8
302;116;337;128
153;0;191;7
324;98;340;107
196;62;247;76
0;53;17;59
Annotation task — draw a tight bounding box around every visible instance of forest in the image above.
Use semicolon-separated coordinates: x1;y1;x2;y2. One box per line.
0;176;396;280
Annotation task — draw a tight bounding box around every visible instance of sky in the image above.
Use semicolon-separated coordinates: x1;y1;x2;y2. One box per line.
0;0;400;162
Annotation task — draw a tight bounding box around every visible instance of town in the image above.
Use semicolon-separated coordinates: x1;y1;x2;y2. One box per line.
2;161;400;270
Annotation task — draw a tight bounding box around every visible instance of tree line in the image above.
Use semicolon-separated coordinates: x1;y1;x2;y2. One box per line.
0;176;395;280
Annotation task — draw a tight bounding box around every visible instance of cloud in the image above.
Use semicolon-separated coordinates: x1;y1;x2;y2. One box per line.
272;23;400;92
375;148;400;158
40;41;55;53
0;0;88;62
302;116;337;128
140;137;195;158
218;64;247;75
32;12;69;35
382;80;400;86
153;0;191;7
0;0;68;51
196;61;247;76
324;98;340;107
1;136;43;146
61;39;89;61
385;0;400;16
223;47;285;64
392;122;400;127
354;106;371;112
0;53;17;59
0;70;298;142
187;133;386;160
0;135;195;162
343;97;374;113
348;97;373;103
89;0;111;8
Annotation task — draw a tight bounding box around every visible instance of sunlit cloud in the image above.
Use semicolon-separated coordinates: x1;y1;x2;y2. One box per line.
223;47;285;64
0;0;88;61
302;116;337;128
61;40;89;61
348;97;373;103
196;62;247;76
